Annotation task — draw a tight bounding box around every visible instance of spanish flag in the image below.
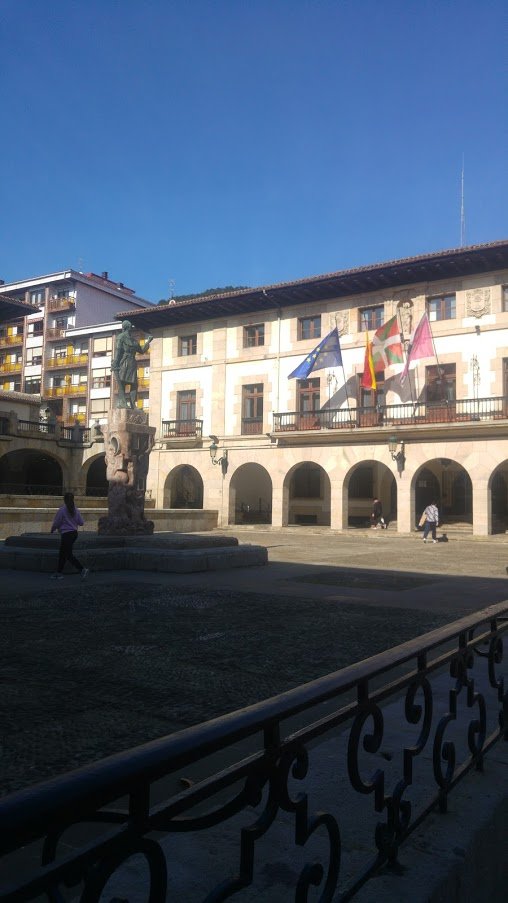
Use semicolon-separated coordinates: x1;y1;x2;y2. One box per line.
361;331;376;390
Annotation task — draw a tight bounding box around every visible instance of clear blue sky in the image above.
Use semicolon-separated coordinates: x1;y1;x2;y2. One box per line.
1;0;507;302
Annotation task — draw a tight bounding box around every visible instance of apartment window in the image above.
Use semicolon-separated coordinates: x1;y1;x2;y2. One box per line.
297;378;320;413
243;324;265;348
298;316;321;341
427;293;456;321
24;376;41;394
177;390;196;421
93;336;113;356
91;368;111;389
359;306;384;331
30;289;44;307
54;317;69;330
70;402;86;418
503;286;508;312
360;373;385;408
90;398;109;418
28;321;43;336
242;383;263;434
178;334;197;356
25;348;43;366
426;364;456;404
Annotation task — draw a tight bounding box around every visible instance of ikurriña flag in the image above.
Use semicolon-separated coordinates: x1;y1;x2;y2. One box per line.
400;312;434;385
360;331;376;390
288;327;343;379
371;315;404;371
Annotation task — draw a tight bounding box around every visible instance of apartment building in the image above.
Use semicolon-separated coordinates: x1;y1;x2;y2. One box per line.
120;240;508;536
0;270;152;425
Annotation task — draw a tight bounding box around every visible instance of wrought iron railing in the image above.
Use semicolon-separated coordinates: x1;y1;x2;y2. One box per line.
60;426;91;442
273;395;508;432
0;602;506;901
17;419;56;435
161;418;203;438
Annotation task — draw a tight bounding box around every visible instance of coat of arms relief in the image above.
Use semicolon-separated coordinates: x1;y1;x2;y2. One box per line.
466;288;491;319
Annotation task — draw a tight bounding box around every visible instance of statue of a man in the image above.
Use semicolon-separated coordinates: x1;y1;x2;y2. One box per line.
111;320;153;409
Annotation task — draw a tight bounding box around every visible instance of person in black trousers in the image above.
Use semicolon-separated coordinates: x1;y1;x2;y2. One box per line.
50;492;89;579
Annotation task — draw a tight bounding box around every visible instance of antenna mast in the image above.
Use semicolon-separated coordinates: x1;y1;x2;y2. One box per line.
460;154;466;247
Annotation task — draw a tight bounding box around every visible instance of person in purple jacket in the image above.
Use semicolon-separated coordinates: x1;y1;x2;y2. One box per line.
50;492;89;580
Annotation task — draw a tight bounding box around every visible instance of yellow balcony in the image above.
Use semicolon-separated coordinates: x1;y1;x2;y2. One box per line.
0;362;22;373
46;328;67;340
45;384;87;397
137;377;150;390
0;333;24;347
47;297;76;312
46;354;89;368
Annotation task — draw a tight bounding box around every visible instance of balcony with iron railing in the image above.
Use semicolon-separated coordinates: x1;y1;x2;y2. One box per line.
161;418;203;439
46;327;67;340
45;384;87;398
46;353;89;369
0;332;24;347
273;396;508;433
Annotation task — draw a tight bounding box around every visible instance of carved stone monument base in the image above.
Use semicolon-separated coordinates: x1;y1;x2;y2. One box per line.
98;408;155;536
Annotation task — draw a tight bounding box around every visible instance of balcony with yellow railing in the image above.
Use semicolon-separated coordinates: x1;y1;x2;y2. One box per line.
46;327;67;340
46;354;89;369
0;333;24;348
137;377;150;391
47;296;76;312
45;384;87;398
0;361;22;374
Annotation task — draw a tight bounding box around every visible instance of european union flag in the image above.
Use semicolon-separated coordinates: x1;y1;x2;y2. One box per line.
288;327;343;379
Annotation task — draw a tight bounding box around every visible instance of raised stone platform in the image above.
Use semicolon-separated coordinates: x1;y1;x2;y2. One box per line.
1;531;268;573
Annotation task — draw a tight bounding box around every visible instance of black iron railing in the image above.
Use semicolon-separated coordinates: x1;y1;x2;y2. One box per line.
161;418;203;438
0;602;506;901
273;395;508;432
17;419;56;435
60;426;91;443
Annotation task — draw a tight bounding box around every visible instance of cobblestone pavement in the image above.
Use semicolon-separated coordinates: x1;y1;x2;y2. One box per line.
1;527;508;796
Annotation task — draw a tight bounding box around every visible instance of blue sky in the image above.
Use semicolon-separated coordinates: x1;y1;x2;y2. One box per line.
1;0;506;302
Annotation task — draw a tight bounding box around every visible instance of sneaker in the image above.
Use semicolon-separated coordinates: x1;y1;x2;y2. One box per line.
432;540;437;544
423;538;426;543
81;567;90;580
50;573;64;580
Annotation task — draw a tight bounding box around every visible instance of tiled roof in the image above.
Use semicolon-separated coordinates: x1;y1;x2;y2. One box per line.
0;294;38;323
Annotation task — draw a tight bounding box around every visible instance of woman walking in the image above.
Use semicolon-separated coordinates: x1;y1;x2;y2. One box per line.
50;492;89;579
422;501;439;543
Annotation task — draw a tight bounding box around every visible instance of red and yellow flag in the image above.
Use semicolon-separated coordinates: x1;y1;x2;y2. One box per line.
361;331;376;390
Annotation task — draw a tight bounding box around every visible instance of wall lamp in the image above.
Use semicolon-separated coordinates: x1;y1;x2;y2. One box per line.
209;435;229;475
388;435;406;474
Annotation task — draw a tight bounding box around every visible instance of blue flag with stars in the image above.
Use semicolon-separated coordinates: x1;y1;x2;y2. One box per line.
288;327;343;379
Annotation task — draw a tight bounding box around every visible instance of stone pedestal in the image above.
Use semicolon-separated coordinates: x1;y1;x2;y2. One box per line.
98;409;156;535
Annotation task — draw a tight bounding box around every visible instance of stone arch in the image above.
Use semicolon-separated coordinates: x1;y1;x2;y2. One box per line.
163;465;203;509
413;458;473;528
84;454;108;497
489;461;508;534
228;463;272;525
283;461;331;526
343;459;396;528
0;448;64;495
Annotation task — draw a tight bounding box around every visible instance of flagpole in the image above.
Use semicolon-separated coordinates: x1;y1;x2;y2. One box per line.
398;307;417;407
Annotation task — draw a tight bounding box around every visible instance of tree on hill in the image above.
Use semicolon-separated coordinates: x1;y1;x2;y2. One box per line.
157;285;250;305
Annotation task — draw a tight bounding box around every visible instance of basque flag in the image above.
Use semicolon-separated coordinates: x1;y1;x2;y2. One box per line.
288;327;343;379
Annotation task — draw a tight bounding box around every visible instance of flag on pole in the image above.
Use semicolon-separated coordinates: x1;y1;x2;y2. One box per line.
288;327;343;379
371;315;404;371
361;331;376;390
400;312;434;385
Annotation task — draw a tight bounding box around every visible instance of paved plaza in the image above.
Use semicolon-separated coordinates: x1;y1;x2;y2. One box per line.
2;527;508;797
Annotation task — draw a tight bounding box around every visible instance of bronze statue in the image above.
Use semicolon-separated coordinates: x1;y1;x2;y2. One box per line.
111;320;153;409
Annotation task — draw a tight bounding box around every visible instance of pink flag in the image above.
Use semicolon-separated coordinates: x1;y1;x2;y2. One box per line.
400;313;434;385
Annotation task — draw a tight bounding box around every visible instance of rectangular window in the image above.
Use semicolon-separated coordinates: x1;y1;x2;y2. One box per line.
297;378;320;412
359;306;384;331
242;384;263;434
178;334;197;356
243;324;265;348
177;389;196;421
91;368;111;389
298;316;321;341
25;348;43;366
93;336;113;356
30;289;44;306
28;321;43;335
24;376;41;394
54;317;68;330
360;373;385;408
427;293;456;321
426;364;456;403
90;397;109;417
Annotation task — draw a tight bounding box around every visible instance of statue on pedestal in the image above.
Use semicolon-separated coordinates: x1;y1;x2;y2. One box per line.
98;321;155;535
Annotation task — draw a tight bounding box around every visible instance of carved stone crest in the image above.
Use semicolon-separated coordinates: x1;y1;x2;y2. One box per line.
330;311;349;336
466;288;491;318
